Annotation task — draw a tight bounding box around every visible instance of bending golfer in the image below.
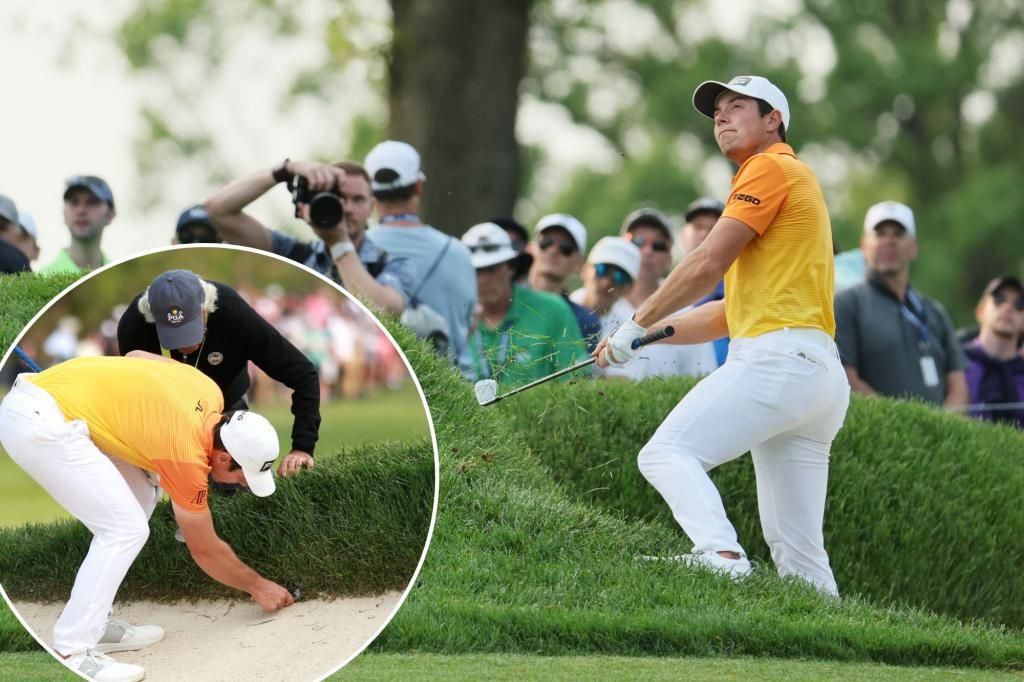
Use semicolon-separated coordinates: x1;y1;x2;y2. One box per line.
597;76;850;595
0;355;295;682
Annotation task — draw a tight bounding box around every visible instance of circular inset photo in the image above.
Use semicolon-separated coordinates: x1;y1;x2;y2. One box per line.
0;245;438;682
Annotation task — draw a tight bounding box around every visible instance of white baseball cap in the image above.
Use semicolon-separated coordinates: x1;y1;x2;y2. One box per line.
864;201;916;239
692;75;791;131
534;213;587;254
462;222;518;269
587;237;641;281
220;411;280;497
364;140;427;192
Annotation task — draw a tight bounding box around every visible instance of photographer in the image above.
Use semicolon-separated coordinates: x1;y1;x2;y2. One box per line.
204;160;411;314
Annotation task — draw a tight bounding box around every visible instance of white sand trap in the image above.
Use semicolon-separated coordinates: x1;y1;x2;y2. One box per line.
13;592;402;681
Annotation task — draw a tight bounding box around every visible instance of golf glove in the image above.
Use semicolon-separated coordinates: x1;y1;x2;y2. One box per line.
604;319;646;367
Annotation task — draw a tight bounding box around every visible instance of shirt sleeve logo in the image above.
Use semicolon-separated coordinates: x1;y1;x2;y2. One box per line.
166;306;185;325
732;193;762;206
191;489;208;506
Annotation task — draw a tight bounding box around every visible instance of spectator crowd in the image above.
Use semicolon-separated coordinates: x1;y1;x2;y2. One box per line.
3;140;1023;429
2;286;407;403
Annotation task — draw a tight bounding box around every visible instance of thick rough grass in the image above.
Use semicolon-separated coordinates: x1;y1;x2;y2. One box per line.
501;378;1024;628
0;442;434;601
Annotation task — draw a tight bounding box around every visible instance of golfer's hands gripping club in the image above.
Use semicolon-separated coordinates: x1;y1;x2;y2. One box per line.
596;319;647;368
250;578;296;612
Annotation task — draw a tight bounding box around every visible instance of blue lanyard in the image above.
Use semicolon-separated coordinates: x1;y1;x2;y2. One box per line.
900;290;930;349
379;213;420;224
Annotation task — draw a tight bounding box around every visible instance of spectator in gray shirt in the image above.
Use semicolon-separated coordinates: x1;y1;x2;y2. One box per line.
834;201;967;407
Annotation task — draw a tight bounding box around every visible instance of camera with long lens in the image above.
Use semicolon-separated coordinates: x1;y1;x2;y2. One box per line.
290;176;344;229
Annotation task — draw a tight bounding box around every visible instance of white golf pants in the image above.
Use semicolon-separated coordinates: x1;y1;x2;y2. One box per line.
0;376;161;655
638;328;850;595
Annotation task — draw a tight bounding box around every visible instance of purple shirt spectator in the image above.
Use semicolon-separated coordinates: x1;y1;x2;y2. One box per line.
963;338;1024;428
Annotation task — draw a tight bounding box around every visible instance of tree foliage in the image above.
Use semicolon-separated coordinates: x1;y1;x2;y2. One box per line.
109;0;1024;322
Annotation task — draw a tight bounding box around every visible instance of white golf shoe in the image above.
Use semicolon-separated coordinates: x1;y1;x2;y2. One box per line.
94;618;165;654
64;650;145;682
640;550;753;580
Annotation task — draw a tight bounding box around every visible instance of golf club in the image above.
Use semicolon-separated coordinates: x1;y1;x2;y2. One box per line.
474;325;675;407
14;345;42;373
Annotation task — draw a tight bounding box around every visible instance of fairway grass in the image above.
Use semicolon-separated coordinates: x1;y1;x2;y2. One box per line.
338;654;1024;681
5;651;1022;681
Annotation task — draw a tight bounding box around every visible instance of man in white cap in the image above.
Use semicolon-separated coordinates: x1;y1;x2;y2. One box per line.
462;222;586;388
0;354;294;682
526;213;602;350
834;201;966;406
363;140;477;369
596;75;850;595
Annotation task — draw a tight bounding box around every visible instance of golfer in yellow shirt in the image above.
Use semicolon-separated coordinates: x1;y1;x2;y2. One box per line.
0;354;295;682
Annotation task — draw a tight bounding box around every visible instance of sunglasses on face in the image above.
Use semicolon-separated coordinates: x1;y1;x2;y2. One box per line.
628;233;670;253
469;243;505;254
538;237;576;256
594;262;632;286
992;291;1024;311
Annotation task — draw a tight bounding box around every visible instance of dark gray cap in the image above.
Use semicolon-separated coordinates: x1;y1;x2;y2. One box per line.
64;175;115;208
620;207;672;240
148;269;205;349
684;197;725;223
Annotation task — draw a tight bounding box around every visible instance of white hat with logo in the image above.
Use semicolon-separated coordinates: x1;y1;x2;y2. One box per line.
220;411;280;497
692;75;791;131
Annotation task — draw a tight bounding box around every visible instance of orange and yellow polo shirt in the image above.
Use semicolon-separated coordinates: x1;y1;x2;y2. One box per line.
720;142;836;339
26;356;223;512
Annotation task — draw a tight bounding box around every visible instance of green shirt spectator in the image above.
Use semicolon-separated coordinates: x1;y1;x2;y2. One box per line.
462;222;587;388
39;247;110;275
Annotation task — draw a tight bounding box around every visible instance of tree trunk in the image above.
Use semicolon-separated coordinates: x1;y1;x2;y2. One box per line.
388;0;530;236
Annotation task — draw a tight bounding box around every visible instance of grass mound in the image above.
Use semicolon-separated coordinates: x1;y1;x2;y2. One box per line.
0;442;433;602
501;378;1024;629
0;272;79;352
369;325;1024;670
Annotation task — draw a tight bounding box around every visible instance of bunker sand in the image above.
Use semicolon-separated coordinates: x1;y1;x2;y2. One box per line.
14;592;402;681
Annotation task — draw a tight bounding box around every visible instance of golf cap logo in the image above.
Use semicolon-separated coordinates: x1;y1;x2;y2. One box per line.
207;352;224;365
260;460;274;473
166;306;185;325
731;76;752;86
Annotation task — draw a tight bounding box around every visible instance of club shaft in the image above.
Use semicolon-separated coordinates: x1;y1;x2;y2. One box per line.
487;325;676;405
491;357;596;403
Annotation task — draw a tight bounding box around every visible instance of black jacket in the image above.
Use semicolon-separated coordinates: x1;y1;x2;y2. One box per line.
118;281;321;455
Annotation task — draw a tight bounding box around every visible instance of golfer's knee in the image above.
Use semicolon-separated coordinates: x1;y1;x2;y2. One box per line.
637;441;685;480
121;515;150;550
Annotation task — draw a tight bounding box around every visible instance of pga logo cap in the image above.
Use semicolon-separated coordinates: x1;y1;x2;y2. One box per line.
220;411;280;497
692;75;791;131
147;269;206;350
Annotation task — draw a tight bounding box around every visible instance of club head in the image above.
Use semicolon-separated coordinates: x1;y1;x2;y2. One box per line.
474;379;499;406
